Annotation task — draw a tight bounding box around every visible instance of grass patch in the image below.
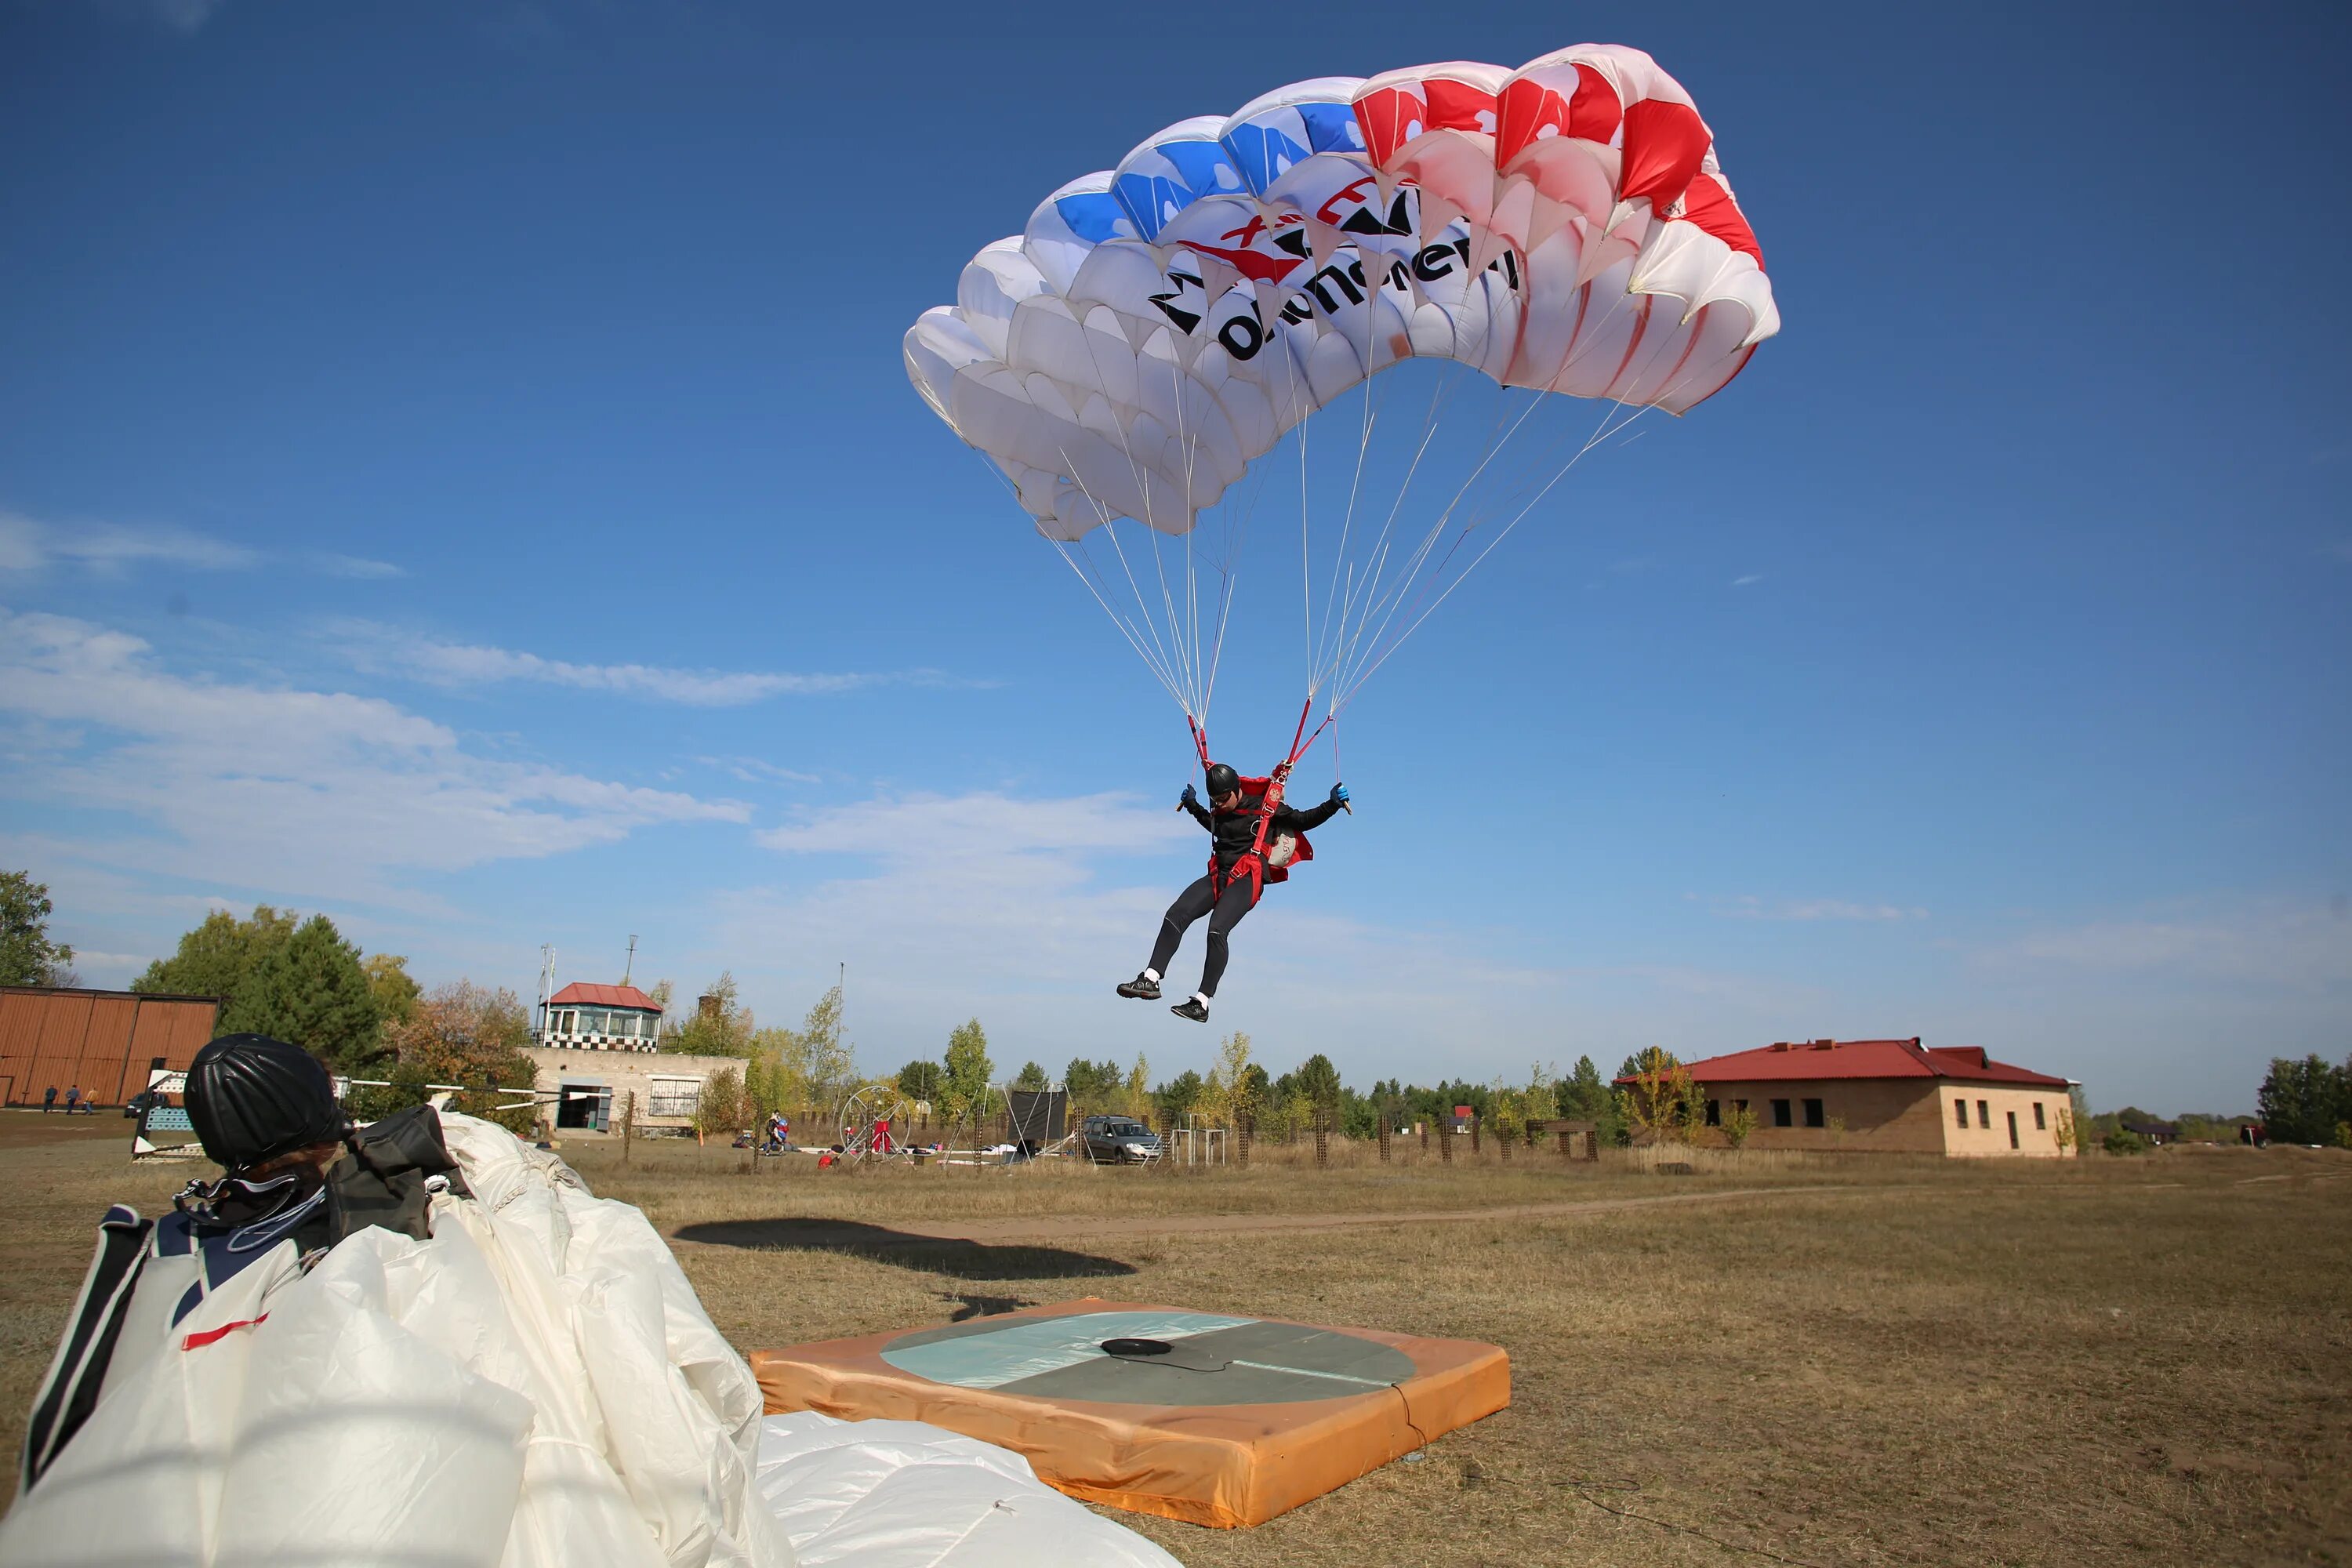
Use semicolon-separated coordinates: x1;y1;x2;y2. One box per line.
2;1112;2344;1564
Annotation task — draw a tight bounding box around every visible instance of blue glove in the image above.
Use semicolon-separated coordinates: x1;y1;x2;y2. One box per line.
1181;783;1200;809
1329;782;1350;806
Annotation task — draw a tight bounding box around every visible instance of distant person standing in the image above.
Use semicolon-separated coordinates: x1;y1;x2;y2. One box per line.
42;1086;57;1113
63;1086;81;1115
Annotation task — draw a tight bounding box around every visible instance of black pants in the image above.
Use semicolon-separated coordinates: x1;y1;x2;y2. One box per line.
1147;870;1256;997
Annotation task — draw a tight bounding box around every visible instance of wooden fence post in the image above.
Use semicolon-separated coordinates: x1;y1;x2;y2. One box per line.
1471;1116;1482;1156
1314;1109;1329;1169
1498;1123;1511;1163
1377;1116;1391;1163
1236;1109;1252;1169
1439;1121;1453;1163
1420;1121;1429;1153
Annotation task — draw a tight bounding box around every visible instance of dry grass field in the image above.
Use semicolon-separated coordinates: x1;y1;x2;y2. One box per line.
3;1112;2347;1566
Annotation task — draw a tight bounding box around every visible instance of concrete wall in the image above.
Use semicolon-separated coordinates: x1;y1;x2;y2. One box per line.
523;1047;746;1134
1686;1078;2076;1157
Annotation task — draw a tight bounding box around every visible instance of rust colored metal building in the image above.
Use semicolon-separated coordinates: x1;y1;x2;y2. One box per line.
0;985;221;1108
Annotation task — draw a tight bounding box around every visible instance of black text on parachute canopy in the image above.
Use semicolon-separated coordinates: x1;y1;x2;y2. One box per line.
1148;241;1524;361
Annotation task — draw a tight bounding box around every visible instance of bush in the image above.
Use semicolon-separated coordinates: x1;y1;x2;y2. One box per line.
2102;1127;2149;1156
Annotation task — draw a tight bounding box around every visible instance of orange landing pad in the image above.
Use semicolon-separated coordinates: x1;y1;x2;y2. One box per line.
750;1297;1510;1528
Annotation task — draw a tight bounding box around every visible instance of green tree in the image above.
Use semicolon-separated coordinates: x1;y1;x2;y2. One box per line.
226;914;383;1072
1063;1058;1123;1109
897;1058;946;1101
135;905;298;1002
1293;1052;1343;1108
1620;1047;1694;1145
1555;1056;1608;1121
362;953;423;1026
795;985;856;1101
1719;1099;1760;1149
695;1066;749;1139
942;1018;994;1120
1156;1069;1204;1122
1012;1060;1049;1091
0;870;75;985
665;971;756;1057
2257;1054;2352;1145
1196;1033;1256;1128
1124;1053;1151;1120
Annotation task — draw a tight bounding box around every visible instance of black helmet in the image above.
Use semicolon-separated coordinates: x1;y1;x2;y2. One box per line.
185;1033;349;1171
1203;762;1241;798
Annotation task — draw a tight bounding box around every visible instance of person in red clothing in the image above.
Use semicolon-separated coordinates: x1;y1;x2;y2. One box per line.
1116;761;1348;1022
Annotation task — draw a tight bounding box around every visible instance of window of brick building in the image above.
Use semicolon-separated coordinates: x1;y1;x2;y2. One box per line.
1705;1099;1721;1127
1802;1098;1825;1128
1955;1099;1969;1129
1772;1098;1793;1127
2033;1102;2046;1130
2006;1110;2020;1149
1977;1099;1990;1129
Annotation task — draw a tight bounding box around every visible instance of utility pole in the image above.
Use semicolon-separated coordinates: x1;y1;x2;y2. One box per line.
536;945;556;1036
623;935;637;986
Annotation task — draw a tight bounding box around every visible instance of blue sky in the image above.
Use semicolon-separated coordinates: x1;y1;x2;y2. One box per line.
2;0;2344;1116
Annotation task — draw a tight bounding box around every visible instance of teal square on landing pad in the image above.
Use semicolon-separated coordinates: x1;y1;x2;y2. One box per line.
881;1310;1257;1389
880;1311;1422;1406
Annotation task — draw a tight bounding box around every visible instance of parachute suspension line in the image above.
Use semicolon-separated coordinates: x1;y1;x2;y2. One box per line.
1051;444;1192;713
1199;447;1269;727
1307;358;1389;704
1069;307;1197;713
1334;396;1657;714
958;446;1185;709
1314;360;1457;699
1322;384;1548;706
1316;308;1513;702
1051;537;1189;711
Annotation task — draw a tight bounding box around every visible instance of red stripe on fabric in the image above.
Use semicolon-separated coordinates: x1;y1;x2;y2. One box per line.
1423;77;1497;133
1677;172;1763;267
182;1314;267;1351
1353;86;1423;166
1618;100;1710;209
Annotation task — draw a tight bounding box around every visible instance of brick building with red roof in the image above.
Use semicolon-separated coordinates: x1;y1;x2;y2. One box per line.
1619;1037;2078;1157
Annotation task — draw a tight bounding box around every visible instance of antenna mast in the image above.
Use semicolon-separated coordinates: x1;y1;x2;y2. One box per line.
536;944;557;1034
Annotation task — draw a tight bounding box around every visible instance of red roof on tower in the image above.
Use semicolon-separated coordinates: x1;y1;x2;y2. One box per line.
548;982;662;1012
1617;1038;2068;1088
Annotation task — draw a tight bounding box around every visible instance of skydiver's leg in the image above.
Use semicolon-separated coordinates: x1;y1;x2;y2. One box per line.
1145;875;1219;980
1195;876;1258;999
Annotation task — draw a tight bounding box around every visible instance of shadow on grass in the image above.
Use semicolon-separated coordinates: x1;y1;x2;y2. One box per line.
673;1217;1137;1281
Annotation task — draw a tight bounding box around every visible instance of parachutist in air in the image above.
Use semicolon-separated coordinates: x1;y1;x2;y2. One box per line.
1118;761;1350;1021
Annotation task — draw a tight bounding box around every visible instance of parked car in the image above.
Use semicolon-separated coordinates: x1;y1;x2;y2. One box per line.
1081;1116;1161;1164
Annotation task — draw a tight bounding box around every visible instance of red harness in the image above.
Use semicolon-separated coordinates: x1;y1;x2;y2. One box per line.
1207;771;1314;907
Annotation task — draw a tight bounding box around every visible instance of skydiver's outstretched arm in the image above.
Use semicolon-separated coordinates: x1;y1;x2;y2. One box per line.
1179;782;1214;830
1282;783;1351;833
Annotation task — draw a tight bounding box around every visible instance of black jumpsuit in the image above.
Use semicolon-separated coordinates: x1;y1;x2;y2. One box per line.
1145;790;1342;998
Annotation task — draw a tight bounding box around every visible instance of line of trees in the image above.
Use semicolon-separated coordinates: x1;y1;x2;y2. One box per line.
125;903;540;1132
2256;1054;2352;1147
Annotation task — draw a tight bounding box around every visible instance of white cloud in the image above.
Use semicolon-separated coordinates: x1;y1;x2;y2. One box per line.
1731;573;1764;586
1695;894;1928;922
328;619;979;707
699;756;823;786
1992;901;2351;989
2;511;409;580
0;511;257;573
0;609;747;906
308;552;406;579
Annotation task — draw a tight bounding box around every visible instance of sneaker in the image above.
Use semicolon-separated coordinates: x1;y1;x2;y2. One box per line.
1116;974;1162;1000
1170;997;1210;1023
